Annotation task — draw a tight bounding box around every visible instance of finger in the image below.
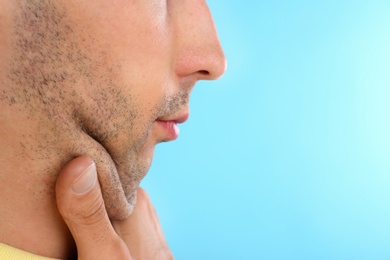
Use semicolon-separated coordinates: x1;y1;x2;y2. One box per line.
112;188;173;260
56;156;131;260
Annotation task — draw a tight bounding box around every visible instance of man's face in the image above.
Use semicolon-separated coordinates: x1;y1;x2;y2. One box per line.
5;0;225;219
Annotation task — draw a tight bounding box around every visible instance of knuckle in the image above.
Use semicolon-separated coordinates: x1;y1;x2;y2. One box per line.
154;246;174;260
77;196;106;225
136;188;149;202
64;194;107;226
135;188;152;209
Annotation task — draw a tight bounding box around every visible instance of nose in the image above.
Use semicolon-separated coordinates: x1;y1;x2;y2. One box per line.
173;1;227;81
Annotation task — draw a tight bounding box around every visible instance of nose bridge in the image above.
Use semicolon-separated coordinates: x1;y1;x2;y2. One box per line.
174;1;227;80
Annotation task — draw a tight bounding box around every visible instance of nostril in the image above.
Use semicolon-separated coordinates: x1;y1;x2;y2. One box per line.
198;70;210;76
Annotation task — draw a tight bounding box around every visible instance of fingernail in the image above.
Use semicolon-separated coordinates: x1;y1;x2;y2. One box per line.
72;163;97;194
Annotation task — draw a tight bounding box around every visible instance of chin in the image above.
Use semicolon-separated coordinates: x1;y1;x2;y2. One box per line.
104;147;155;220
77;122;157;220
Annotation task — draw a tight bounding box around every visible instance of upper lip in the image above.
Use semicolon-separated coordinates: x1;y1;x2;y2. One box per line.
157;109;190;124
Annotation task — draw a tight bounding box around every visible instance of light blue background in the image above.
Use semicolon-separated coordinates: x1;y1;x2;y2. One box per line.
143;1;390;259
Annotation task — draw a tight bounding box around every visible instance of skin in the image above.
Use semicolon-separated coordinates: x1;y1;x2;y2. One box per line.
0;0;225;258
56;156;174;259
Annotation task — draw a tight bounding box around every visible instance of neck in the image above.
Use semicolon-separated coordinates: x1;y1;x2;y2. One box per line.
0;104;77;259
0;4;77;257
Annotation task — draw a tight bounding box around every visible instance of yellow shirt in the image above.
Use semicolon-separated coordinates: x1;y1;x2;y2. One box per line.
0;243;59;260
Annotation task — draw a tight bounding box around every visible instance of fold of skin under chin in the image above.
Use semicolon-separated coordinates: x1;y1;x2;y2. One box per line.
69;129;136;220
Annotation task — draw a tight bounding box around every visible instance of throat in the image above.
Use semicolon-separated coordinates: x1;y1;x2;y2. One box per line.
0;138;77;259
0;165;77;259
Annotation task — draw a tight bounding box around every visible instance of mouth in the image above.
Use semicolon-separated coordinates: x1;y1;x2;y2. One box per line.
156;110;189;141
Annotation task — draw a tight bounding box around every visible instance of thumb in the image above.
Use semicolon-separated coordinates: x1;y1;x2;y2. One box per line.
56;156;131;259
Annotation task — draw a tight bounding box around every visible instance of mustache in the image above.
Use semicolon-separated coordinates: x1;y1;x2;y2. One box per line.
158;87;190;118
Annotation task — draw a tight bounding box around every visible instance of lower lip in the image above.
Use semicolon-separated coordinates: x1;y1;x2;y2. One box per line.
156;120;180;141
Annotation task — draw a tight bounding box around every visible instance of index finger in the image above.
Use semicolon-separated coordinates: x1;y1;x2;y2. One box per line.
112;188;173;260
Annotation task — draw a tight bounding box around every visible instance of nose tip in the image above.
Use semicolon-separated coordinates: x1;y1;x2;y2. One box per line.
212;50;228;80
174;2;227;81
177;41;227;81
199;44;227;80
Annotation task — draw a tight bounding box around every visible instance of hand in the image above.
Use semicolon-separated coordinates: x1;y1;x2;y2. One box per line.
55;156;173;260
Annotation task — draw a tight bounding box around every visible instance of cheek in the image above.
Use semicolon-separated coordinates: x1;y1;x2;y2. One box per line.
72;20;173;143
116;55;173;121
